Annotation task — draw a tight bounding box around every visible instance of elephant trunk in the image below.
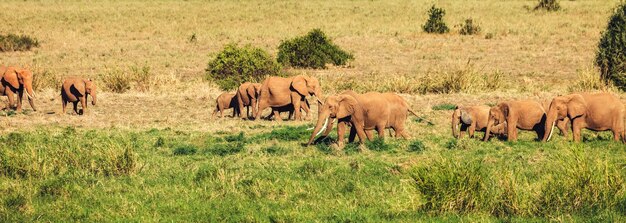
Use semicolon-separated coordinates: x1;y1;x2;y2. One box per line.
91;91;97;106
483;118;494;142
543;109;558;142
307;110;330;146
452;109;460;138
24;80;36;111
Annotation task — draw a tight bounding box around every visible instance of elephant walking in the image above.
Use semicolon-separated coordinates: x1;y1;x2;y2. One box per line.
236;82;261;119
61;78;97;115
483;100;547;142
212;92;239;118
451;105;507;139
543;92;625;143
0;66;36;112
255;75;322;121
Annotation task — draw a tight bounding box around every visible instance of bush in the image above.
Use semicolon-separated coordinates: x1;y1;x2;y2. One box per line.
206;44;281;90
277;29;354;69
0;34;39;52
458;18;481;35
423;5;449;34
99;65;152;93
596;4;626;91
534;0;561;12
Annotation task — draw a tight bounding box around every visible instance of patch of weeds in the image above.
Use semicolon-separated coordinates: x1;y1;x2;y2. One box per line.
423;5;449;34
194;164;218;184
414;116;435;126
534;0;560;12
432;103;457;111
252;125;310;142
445;138;475;150
154;137;165;148
365;138;394;152
408;140;427;153
315;137;335;154
4;132;25;147
4;192;30;213
263;145;289;156
224;132;245;142
204;142;245;156
173;144;198;155
0;33;39;52
458;18;481;35
343;143;361;155
444;139;458;150
298;159;329;177
39;177;69;198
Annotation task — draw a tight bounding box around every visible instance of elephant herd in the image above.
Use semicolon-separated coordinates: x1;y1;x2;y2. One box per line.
2;65;625;145
453;92;626;143
215;75;626;146
1;66;97;115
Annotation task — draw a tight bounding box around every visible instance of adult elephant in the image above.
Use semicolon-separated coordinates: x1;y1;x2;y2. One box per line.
61;78;97;115
1;66;36;112
307;91;417;147
543;92;625;143
452;105;507;139
255;75;322;121
236;82;261;119
483;100;546;142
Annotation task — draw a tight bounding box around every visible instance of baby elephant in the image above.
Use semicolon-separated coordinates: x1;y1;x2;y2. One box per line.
452;105;507;139
61;78;97;115
212;92;239;118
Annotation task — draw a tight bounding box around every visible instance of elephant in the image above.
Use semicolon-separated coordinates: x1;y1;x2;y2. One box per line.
543;92;625;143
483;100;547;142
236;82;262;119
212;92;239;118
255;75;322;121
541;100;569;138
0;66;36;112
61;78;97;115
307;91;417;147
451;105;508;139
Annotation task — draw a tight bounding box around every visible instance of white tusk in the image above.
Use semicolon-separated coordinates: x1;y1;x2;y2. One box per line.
25;91;33;99
315;117;329;137
307;127;314;130
547;121;555;142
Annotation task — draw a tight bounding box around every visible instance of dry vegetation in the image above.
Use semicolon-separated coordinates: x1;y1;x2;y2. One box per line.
1;0;626;221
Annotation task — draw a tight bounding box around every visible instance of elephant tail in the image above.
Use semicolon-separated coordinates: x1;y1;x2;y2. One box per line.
407;108;419;117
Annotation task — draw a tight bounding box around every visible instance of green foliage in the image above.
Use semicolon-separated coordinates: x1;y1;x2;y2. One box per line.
173;144;198;155
206;44;281;90
432;103;457;111
277;29;354;69
365;138;393;152
0;34;39;52
253;125;310;142
534;0;561;12
596;3;626;90
423;5;449;34
458;18;481;35
408;140;426;153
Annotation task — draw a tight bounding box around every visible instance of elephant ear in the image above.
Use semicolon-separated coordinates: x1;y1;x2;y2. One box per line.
291;75;309;97
337;95;358;119
238;83;250;104
460;109;473;124
252;84;262;97
71;80;86;96
567;94;586;118
498;103;510;119
4;68;20;89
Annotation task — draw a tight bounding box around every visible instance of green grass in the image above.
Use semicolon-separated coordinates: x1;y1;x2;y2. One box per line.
432;103;457;111
2;126;626;221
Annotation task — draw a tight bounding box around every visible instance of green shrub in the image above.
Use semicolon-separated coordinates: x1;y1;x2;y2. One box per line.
0;34;39;52
423;5;449;34
206;44;281;90
458;18;481;35
408;140;426;153
173;144;197;155
277;29;354;69
596;3;626;90
534;0;561;12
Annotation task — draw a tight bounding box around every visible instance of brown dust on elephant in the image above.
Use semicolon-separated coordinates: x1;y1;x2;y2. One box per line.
451;105;508;139
307;91;417;147
483;100;548;142
212;92;239;118
255;75;322;122
0;66;36;112
543;92;625;143
61;78;97;115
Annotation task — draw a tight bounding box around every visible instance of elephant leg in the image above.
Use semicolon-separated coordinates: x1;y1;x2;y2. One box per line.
612;129;622;142
459;124;467;138
376;125;385;139
290;94;302;121
301;101;311;120
348;126;357;143
273;109;282;122
72;101;79;115
507;120;518;142
6;89;15;110
16;87;23;112
572;120;583;142
255;100;269;120
336;121;346;147
468;122;476;138
250;99;257;120
80;96;87;115
62;98;68;115
557;120;568;137
365;130;374;141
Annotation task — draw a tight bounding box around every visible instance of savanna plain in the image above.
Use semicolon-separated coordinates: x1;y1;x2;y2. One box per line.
1;0;626;222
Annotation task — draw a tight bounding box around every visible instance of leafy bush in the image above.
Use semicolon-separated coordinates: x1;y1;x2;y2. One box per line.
534;0;561;12
0;34;39;52
596;3;626;90
458;18;481;35
277;29;354;69
423;5;449;34
206;44;281;90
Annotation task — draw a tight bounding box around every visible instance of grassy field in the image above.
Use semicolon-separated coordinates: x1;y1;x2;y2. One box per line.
1;0;626;221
